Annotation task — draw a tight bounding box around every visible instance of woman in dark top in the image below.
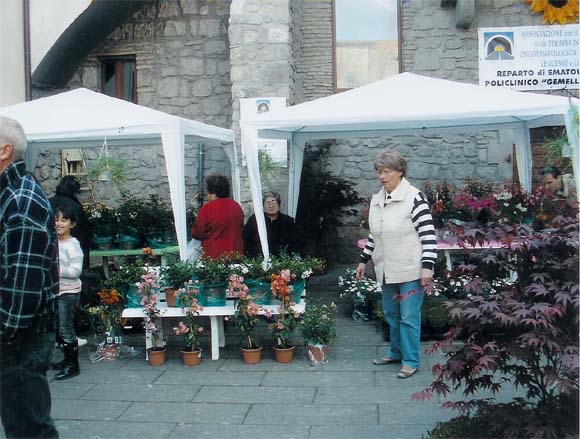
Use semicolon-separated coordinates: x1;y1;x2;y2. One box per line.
243;191;298;257
49;176;90;270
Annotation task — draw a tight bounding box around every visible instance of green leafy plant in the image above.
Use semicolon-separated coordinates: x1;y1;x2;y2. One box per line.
86;203;119;235
86;156;127;186
139;195;174;234
161;260;194;289
338;268;381;321
191;253;243;284
258;149;278;189
300;301;337;345
296;141;362;259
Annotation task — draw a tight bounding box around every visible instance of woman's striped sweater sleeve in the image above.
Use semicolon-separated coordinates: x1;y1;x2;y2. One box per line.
412;192;437;271
359;233;374;263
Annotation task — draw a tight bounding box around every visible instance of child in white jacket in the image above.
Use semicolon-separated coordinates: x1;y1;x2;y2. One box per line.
52;205;84;380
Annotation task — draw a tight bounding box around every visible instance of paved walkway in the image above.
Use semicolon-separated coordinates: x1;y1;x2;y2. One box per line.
5;266;521;439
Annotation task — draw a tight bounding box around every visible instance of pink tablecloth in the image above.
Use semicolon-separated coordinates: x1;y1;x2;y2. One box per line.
356;238;504;251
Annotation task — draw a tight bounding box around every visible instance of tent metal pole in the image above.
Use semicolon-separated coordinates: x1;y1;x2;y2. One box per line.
197;143;204;208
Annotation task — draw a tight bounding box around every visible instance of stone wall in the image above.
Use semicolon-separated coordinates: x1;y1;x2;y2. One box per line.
34;0;233;207
228;0;295;214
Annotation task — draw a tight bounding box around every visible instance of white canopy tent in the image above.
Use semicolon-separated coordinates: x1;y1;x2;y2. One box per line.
0;88;239;260
241;72;578;258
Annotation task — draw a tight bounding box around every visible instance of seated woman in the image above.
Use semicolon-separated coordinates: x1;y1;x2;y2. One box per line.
190;174;244;258
243;191;298;257
541;165;578;210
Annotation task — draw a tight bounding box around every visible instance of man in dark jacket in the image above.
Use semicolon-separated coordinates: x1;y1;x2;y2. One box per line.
0;116;59;438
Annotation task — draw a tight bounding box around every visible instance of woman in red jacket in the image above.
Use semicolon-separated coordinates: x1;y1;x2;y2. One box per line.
191;174;244;258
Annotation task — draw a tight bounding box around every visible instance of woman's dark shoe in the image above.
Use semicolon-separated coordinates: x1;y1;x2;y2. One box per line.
373;357;401;365
54;341;80;380
51;359;67;371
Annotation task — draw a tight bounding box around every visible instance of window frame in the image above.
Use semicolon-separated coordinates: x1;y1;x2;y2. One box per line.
331;0;403;93
99;56;137;103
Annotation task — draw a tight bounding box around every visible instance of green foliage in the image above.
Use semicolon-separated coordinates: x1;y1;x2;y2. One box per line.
116;193;147;231
421;295;451;332
300;301;337;345
258;149;278;189
269;252;326;279
87;203;118;235
86;156;127;186
296;141;362;258
161;260;194;289
191;253;243;284
103;263;147;291
139;195;174;234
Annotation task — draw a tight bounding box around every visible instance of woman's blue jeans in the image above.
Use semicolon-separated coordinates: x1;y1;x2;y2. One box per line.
57;293;79;344
381;279;424;369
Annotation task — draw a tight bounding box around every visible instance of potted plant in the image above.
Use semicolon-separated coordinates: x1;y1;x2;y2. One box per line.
115;193;145;249
137;271;165;365
191;254;241;306
173;285;204;366
270;253;325;303
269;269;299;363
86;203;119;249
300;301;337;365
337;269;382;322
161;260;194;307
230;275;263;363
140;195;176;248
105;263;148;308
85;288;124;361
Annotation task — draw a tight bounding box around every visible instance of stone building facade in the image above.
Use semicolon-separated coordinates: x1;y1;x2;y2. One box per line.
32;0;576;262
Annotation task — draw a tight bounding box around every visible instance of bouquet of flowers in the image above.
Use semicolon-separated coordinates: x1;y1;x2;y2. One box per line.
338;268;381;322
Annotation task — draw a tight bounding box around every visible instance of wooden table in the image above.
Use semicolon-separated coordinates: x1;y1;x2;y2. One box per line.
91;246;179;277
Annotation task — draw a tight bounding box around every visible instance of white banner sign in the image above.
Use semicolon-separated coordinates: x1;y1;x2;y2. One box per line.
478;25;579;91
240;97;288;167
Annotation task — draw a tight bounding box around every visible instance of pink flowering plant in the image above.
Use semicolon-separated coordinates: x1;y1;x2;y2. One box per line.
230;275;263;350
138;270;163;350
270;269;299;348
173;283;204;352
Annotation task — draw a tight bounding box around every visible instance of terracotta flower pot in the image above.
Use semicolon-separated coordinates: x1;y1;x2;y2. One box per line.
165;288;178;307
182;349;201;366
148;348;167;366
273;345;295;363
241;346;262;364
306;343;329;365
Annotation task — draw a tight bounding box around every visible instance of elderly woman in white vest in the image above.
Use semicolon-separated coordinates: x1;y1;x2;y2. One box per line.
356;148;437;379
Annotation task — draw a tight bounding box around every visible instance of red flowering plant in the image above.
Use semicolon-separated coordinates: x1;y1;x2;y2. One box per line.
270;269;299;349
137;270;163;351
423;180;456;230
491;183;538;226
173;283;204;352
230;274;263;350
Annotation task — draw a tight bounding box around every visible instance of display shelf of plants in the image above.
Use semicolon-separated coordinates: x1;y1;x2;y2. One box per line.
84;252;327;365
87;193;190;251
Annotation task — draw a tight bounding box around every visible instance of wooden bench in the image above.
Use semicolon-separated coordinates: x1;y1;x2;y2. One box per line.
122;292;306;360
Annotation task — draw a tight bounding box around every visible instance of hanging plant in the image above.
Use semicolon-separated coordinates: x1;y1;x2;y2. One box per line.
525;0;579;24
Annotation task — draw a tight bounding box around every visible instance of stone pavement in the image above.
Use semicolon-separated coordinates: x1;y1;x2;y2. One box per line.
4;265;522;439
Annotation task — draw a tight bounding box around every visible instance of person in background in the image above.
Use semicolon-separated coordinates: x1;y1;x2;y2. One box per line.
52;205;84;380
0;116;59;438
50;175;90;269
541;165;578;210
356;148;437;379
190;174;244;258
50;175;90;348
243;191;298;257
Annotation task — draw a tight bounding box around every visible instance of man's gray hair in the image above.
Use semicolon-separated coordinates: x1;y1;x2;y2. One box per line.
373;148;407;177
0;117;27;161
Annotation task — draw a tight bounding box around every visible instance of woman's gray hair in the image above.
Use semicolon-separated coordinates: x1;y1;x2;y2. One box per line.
262;191;281;206
0;117;27;161
373;148;407;177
